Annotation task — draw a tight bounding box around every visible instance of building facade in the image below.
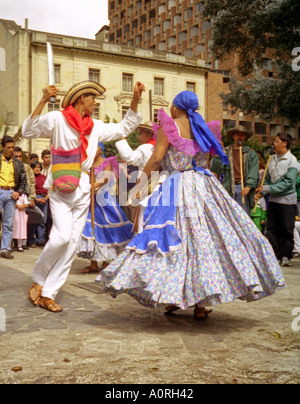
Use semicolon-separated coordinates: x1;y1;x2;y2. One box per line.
0;19;207;156
107;0;299;146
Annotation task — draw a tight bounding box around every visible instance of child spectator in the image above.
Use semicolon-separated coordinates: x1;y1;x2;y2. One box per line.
12;193;29;252
28;161;48;247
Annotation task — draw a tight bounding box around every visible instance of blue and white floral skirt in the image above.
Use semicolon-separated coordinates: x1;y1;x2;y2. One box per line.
97;171;285;309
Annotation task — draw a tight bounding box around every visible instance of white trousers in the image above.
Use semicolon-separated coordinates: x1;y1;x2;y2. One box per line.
293;221;300;253
32;187;90;300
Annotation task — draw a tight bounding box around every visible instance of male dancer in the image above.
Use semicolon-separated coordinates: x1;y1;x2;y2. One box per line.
22;80;145;312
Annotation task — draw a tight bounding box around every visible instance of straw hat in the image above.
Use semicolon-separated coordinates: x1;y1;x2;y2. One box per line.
138;122;153;135
226;125;253;141
61;80;106;108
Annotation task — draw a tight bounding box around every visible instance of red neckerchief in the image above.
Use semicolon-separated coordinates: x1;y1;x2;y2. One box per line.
62;106;94;163
147;138;156;146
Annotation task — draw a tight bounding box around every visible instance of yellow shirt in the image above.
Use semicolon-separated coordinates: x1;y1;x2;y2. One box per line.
0;155;15;187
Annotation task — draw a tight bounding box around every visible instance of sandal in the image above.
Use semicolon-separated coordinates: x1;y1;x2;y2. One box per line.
28;283;43;306
39;297;63;313
80;265;100;274
194;305;212;321
164;305;180;315
17;247;24;253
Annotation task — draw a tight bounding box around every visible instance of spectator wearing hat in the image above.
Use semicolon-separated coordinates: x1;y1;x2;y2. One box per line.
256;133;298;267
211;125;259;216
22;80;145;312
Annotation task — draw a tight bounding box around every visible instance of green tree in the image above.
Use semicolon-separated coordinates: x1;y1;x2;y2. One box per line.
203;0;300;126
102;114;140;157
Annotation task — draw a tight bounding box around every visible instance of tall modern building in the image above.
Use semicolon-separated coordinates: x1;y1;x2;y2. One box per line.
108;0;213;64
106;0;299;145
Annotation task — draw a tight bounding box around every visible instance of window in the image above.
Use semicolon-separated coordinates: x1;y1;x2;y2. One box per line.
54;64;61;84
92;104;100;120
153;109;160;123
122;73;133;92
89;68;100;83
154;77;164;96
122;106;129;118
48;99;60;112
239;121;252;133
255;123;266;135
186;82;196;92
223;119;236;130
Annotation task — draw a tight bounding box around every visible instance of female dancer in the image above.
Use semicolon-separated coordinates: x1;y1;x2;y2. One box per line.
78;143;134;273
98;91;285;320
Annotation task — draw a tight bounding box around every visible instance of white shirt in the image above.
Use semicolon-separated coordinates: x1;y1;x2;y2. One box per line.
22;109;142;193
115;139;154;176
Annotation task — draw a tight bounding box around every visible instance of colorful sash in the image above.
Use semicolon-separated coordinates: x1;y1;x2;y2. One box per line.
51;146;81;193
62;105;94;163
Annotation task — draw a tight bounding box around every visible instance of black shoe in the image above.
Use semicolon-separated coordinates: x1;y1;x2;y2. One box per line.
37;242;46;247
1;251;14;260
22;245;29;250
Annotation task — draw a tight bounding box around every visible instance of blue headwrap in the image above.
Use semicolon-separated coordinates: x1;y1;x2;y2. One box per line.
98;142;105;158
173;91;228;165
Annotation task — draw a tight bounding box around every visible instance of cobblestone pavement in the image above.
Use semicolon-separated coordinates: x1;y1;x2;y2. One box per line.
0;247;299;384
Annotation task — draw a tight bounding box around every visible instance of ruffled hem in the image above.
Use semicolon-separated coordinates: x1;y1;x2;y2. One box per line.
98;245;285;309
126;224;182;255
152;108;201;156
101;282;285;309
78;237;126;264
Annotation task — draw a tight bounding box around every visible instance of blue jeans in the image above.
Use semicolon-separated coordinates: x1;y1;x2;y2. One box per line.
0;189;17;252
234;183;251;216
28;196;48;245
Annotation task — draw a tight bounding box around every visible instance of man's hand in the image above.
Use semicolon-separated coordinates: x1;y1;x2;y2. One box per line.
241;186;250;198
256;185;263;194
11;191;20;201
130;82;146;112
42;85;58;103
31;85;58;119
38;197;48;204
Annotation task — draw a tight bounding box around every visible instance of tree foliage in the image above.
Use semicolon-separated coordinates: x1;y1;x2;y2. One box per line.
102;114;140;157
203;0;300;126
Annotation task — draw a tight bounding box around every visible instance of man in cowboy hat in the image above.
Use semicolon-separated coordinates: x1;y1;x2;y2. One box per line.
211;125;259;215
22;80;145;312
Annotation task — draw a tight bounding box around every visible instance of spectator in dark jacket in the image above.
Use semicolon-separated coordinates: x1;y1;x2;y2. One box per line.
0;135;27;259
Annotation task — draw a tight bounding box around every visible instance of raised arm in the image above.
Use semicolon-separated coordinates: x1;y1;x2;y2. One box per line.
129;81;146;113
22;86;58;139
97;82;145;143
30;86;58;119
